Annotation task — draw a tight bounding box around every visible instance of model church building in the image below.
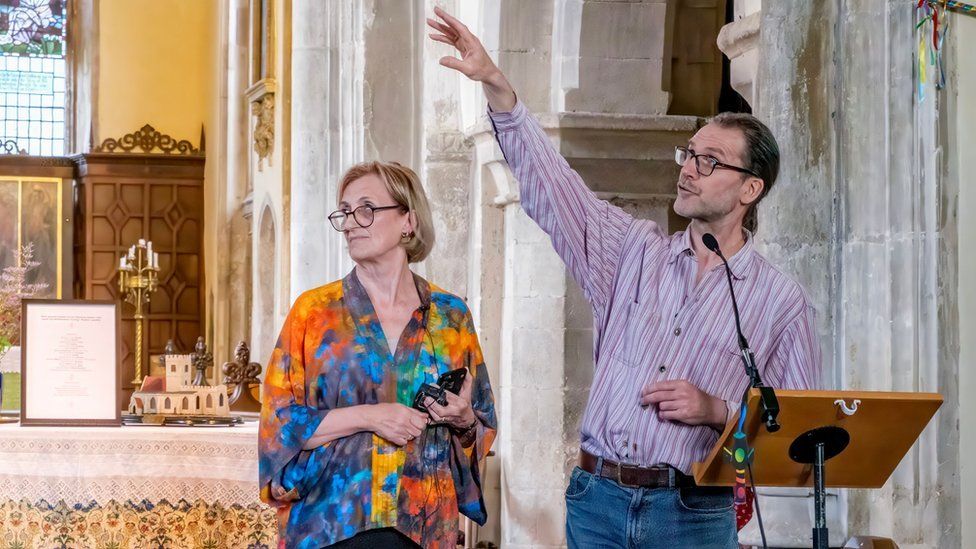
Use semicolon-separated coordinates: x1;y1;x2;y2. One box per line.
128;354;230;416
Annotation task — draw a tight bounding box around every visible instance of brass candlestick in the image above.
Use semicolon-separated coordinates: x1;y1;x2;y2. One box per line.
118;239;160;385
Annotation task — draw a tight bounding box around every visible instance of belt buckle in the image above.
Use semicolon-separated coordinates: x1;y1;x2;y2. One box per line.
615;463;640;488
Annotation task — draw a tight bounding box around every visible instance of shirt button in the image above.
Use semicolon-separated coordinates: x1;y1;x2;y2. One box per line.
673;327;681;337
659;365;667;373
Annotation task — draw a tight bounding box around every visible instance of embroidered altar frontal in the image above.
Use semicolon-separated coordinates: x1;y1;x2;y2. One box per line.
0;422;277;548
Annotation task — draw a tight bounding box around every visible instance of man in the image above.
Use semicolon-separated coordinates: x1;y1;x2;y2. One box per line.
429;8;821;548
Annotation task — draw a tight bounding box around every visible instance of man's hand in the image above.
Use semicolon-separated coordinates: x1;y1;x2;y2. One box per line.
427;6;517;112
640;380;729;431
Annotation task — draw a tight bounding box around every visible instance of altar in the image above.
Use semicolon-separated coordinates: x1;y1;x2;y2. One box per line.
0;421;277;548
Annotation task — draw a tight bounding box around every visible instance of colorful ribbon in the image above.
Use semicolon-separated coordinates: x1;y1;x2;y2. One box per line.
916;0;953;99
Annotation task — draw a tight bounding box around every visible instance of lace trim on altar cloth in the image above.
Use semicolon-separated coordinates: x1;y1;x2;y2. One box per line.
0;423;264;506
0;478;264;507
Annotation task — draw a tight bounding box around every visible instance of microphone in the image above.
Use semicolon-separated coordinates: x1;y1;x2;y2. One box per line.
703;233;780;433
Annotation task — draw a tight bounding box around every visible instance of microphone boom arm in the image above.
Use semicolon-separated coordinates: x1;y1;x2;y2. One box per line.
705;233;781;433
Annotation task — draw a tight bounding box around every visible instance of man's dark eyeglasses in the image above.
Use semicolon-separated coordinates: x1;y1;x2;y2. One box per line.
674;146;760;178
328;204;404;231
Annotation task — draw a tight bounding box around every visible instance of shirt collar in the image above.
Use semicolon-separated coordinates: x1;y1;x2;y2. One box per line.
667;228;755;280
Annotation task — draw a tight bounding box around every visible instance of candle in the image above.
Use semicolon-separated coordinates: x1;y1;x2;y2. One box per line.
138;238;146;246
146;241;153;257
119;255;126;269
153;252;159;269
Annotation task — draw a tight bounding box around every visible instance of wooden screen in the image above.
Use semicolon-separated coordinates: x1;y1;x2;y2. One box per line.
73;152;205;401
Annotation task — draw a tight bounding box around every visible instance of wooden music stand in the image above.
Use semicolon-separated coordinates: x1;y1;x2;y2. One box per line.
693;388;942;549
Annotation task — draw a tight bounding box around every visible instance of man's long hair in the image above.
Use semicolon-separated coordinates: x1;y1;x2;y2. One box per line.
709;113;780;233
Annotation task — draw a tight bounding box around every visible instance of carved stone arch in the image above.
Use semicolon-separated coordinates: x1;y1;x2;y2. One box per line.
255;202;277;364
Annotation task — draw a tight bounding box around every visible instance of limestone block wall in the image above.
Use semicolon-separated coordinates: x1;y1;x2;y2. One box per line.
954;13;976;549
726;1;963;547
560;0;671;114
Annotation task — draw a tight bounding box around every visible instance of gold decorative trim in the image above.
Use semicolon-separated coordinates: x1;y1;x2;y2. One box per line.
246;78;276;171
251;95;274;170
92;124;202;155
250;0;276;84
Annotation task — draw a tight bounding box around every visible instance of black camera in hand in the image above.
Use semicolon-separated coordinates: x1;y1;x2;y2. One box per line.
412;383;448;412
412;368;467;412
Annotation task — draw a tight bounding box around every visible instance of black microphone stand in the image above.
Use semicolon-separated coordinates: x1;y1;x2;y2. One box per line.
706;234;841;549
703;233;779;549
703;233;780;432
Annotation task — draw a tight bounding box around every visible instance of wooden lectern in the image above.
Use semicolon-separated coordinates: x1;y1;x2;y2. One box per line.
693;389;942;549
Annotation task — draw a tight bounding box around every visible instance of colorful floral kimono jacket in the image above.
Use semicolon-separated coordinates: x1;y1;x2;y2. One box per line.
259;270;497;549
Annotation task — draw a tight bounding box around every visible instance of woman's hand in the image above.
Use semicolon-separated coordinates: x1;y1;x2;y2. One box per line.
427;7;516;112
425;373;477;430
366;403;429;446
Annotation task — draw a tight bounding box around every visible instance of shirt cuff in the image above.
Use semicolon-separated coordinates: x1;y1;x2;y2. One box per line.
487;99;528;132
725;399;743;424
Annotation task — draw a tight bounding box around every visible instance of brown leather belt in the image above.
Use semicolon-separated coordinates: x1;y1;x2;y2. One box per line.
580;449;694;488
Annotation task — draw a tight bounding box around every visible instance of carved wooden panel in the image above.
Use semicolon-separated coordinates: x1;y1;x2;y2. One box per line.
73;152;205;402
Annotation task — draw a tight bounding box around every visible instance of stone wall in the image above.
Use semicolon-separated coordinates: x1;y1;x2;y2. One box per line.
461;3;706;546
720;1;964;547
954;12;976;549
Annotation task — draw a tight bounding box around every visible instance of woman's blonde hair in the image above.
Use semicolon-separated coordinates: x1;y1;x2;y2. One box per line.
337;161;435;263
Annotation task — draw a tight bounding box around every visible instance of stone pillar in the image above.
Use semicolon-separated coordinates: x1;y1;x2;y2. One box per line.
418;0;474;295
954;12;976;549
213;0;253;365
740;1;961;547
290;0;363;299
716;0;760;108
498;203;570;548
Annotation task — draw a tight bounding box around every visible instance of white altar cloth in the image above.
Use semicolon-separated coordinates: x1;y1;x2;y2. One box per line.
0;421;260;505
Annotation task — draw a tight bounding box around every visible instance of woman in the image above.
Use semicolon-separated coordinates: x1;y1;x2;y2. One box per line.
259;161;497;549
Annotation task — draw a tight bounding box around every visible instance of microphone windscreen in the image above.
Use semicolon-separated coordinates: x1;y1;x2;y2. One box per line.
702;233;720;253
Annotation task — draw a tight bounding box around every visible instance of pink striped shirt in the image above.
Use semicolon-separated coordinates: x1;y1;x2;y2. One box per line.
490;102;822;474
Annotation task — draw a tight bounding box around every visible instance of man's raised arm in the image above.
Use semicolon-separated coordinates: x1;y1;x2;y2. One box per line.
428;8;655;312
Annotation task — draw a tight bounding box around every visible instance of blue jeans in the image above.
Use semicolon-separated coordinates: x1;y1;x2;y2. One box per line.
565;466;737;549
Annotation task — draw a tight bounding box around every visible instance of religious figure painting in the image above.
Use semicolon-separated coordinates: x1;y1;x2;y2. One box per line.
0;179;58;298
0;180;15;271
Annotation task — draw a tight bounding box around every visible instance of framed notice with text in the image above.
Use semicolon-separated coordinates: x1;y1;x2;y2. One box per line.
20;299;121;426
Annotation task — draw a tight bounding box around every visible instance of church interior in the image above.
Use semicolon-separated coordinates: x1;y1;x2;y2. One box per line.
0;0;974;548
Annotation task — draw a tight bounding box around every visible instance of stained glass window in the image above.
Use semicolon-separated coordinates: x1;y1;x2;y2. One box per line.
0;0;67;156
